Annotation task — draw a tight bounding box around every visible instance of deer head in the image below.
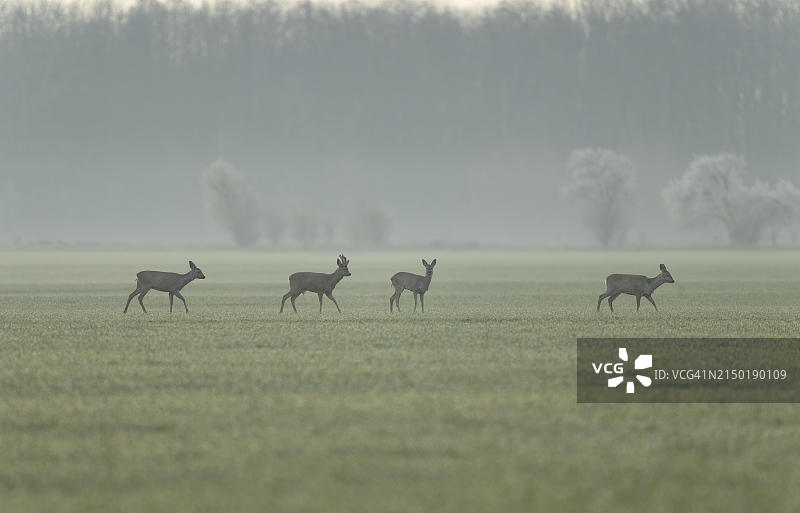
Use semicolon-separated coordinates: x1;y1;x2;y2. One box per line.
337;254;351;276
659;263;674;283
189;260;206;279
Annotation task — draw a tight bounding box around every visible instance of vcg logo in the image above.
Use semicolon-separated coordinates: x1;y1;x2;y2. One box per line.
591;347;653;394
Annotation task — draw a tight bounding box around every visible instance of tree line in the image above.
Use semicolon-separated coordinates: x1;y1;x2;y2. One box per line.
3;0;798;159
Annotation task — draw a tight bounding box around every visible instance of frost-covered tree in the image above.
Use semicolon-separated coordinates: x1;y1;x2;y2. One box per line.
768;179;800;245
662;154;800;246
563;148;636;246
201;159;260;247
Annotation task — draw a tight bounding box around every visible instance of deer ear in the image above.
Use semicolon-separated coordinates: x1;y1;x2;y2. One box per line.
337;258;342;266
431;259;437;266
422;259;428;266
189;261;197;270
660;264;667;271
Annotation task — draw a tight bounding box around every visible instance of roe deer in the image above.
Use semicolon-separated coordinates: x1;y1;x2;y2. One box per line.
390;258;436;313
597;263;675;312
280;254;351;313
123;261;206;313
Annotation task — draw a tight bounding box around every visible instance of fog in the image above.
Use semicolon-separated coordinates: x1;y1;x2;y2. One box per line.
1;0;798;248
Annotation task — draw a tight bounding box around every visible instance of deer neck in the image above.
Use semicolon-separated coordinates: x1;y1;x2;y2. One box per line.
180;272;196;288
329;270;345;286
423;271;433;289
647;274;666;293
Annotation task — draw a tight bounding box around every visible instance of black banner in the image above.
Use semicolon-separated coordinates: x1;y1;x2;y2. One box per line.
577;338;800;403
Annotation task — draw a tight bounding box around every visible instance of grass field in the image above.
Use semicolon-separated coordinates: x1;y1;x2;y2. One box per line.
1;250;799;513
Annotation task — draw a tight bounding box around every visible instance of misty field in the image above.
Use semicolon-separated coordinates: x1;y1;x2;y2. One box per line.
1;250;799;513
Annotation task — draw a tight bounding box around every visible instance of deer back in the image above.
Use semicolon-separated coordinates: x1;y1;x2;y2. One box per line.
391;272;429;292
604;274;650;295
137;271;188;292
289;272;337;293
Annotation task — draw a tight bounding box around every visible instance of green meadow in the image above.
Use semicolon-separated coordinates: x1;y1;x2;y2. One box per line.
1;250;799;512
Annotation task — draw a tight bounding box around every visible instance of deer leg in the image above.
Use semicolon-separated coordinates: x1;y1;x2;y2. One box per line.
174;291;188;313
413;292;418;312
280;291;292;313
607;293;620;313
124;288;141;313
395;289;402;312
137;288;151;313
318;292;324;313
597;293;609;312
636;295;641;312
325;291;341;313
420;293;425;313
169;292;174;313
290;293;299;313
645;294;658;311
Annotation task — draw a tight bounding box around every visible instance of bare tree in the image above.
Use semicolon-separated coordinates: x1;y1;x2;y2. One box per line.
662;154;800;246
350;205;391;246
292;213;319;247
563;148;636;246
201;159;260;247
263;209;286;246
